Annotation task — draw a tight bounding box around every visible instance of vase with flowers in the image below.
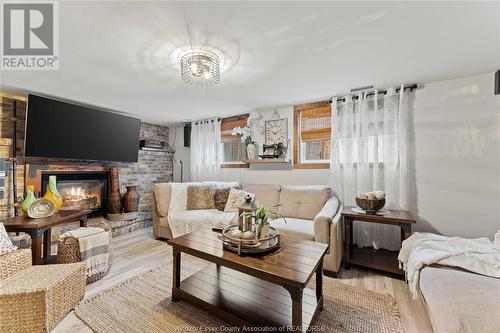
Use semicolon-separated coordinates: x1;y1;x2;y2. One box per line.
231;126;257;160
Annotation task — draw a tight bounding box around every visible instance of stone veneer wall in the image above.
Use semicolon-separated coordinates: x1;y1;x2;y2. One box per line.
0;95;172;240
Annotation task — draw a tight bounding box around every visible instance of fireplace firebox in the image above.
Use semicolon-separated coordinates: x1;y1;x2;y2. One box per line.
41;171;108;217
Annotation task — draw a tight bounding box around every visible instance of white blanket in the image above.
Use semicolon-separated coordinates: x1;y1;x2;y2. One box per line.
398;232;500;297
167;182;238;238
62;227;111;277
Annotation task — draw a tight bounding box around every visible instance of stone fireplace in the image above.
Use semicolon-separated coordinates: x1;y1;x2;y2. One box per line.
41;171;108;217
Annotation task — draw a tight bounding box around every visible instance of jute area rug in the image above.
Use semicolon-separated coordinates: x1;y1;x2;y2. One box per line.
75;260;402;333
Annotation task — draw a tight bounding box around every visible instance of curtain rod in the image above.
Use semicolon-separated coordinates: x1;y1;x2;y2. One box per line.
192;118;222;125
333;84;418;103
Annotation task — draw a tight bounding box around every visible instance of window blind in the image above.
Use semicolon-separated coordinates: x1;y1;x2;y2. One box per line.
300;104;331;142
221;115;248;143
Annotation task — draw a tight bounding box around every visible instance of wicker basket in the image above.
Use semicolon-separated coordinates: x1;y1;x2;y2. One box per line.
0;262;85;332
56;221;113;284
355;197;386;214
0;248;32;281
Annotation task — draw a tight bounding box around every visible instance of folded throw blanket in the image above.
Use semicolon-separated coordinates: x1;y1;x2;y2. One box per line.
61;227;111;277
168;182;238;238
398;232;500;298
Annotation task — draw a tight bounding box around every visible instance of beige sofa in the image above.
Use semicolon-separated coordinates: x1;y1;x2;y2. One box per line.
152;182;343;274
420;266;500;333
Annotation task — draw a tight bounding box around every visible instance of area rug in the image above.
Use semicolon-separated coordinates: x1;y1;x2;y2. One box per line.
75;261;402;333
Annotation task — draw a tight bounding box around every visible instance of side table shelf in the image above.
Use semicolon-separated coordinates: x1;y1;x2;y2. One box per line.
342;207;416;276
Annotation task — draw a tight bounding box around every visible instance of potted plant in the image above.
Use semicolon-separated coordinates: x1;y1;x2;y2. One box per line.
231;126;257;160
255;205;271;239
240;203;286;240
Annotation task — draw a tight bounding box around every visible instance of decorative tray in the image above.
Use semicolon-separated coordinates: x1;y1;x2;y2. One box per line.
218;224;280;256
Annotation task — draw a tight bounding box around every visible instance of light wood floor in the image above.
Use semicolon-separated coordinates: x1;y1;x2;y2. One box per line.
54;227;433;333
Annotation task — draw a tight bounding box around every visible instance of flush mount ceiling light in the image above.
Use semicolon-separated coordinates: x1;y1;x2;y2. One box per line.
180;49;220;87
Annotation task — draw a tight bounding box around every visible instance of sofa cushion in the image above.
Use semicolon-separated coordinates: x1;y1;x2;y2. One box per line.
224;188;254;212
420;266;500;333
270;218;314;241
172;209;238;227
278;185;331;220
153;183;172;217
241;184;281;214
186;185;216;210
214;188;231;211
202;181;240;189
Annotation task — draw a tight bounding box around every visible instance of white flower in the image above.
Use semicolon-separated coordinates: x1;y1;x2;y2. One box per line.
231;126;254;144
230;126;243;136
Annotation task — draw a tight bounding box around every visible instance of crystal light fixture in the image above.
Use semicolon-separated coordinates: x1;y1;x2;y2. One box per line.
180;49;220;87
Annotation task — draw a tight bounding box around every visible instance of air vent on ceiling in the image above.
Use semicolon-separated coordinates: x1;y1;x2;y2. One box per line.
350;85;374;92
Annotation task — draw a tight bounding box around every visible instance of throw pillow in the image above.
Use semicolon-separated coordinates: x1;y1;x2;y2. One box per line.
214;188;231;211
224;188;255;212
186;185;216;210
0;223;17;256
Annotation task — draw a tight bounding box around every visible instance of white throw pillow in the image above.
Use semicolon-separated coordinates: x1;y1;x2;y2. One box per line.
224;188;254;212
0;223;17;256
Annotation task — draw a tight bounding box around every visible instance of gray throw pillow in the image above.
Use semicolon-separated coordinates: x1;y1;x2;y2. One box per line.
214;188;231;211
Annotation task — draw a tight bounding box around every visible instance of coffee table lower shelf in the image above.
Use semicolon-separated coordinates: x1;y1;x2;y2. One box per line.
173;264;321;331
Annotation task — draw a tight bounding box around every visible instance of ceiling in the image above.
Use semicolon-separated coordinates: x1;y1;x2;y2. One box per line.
1;1;499;125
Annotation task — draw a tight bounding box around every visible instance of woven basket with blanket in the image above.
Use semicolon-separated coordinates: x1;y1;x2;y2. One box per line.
57;221;113;284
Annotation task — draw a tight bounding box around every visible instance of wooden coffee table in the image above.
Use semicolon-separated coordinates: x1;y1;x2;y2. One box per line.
167;230;329;332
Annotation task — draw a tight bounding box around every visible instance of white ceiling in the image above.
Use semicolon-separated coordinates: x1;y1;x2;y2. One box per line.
1;1;499;125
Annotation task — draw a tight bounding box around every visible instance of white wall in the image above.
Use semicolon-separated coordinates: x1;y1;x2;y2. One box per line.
413;72;500;239
170;71;500;239
169;124;190;182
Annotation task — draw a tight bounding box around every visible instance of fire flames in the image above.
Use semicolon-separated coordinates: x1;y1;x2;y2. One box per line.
62;186;101;209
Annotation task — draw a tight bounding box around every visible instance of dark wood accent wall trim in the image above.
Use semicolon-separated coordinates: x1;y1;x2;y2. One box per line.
221;163;249;169
221;114;250;122
294;100;331;112
294;163;330;169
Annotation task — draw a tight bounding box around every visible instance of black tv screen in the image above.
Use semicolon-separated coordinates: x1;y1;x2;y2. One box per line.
25;94;141;162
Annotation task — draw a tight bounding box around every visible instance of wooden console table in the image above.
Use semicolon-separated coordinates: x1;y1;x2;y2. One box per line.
2;210;90;265
342;207;415;275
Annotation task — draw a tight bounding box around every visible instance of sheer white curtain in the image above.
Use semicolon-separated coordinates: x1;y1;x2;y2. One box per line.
190;119;222;182
330;86;414;251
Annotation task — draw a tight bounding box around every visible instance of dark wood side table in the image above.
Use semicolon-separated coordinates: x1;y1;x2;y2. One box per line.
2;210;90;265
342;207;415;275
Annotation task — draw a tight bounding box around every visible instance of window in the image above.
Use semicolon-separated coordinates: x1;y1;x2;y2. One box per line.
335;95;396;166
220;115;248;167
293;101;331;168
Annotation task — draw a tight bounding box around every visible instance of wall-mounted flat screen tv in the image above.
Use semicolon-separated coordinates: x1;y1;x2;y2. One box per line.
25;94;141;162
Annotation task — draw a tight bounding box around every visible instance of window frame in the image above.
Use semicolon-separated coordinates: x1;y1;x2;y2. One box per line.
220;114;250;168
293;101;331;169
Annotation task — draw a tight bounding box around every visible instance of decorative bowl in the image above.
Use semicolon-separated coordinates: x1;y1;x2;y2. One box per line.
355;197;386;215
28;198;56;218
218;224;280;256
